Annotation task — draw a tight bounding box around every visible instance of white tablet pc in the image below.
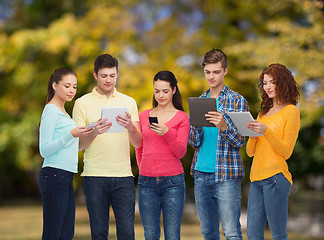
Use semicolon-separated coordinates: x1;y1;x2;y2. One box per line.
188;97;217;127
101;107;127;133
227;112;262;137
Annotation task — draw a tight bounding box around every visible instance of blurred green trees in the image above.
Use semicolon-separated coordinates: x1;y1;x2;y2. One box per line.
0;0;323;201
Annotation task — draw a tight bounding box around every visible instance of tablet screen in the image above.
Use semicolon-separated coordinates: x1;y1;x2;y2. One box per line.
188;97;217;127
227;112;262;137
101;107;127;133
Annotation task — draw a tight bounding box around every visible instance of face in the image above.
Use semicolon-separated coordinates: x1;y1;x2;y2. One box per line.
262;74;277;99
204;62;227;89
154;80;176;107
94;67;118;95
53;74;77;102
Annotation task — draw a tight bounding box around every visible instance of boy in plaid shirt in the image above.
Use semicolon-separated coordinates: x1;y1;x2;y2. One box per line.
189;49;249;240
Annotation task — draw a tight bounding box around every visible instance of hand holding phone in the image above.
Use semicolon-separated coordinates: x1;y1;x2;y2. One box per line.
85;122;97;129
149;116;158;125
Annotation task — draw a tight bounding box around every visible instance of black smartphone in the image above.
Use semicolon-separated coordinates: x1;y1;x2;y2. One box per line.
149;116;158;125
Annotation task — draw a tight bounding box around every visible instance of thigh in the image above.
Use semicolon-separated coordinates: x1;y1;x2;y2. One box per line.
161;174;185;240
247;181;267;240
61;182;76;240
39;168;74;240
138;176;161;240
83;177;110;238
194;172;220;239
111;177;135;240
263;173;291;240
217;178;243;240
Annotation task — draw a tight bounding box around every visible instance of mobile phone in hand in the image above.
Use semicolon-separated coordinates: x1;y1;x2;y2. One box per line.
149;117;158;125
85;122;97;129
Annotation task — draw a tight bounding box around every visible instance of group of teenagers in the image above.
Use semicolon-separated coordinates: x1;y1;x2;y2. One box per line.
38;48;300;240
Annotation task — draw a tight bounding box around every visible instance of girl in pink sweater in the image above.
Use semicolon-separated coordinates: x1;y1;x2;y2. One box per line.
136;70;190;240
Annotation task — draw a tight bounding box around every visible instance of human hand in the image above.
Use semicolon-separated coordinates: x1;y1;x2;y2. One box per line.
205;111;227;131
70;126;94;138
149;122;169;136
94;118;112;134
246;120;267;135
116;112;134;130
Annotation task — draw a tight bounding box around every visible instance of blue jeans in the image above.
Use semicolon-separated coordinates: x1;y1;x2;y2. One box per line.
138;173;185;240
247;173;292;240
194;171;243;240
83;176;135;240
38;167;75;240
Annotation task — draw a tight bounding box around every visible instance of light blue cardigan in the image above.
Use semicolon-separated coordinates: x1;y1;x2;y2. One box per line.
39;104;79;173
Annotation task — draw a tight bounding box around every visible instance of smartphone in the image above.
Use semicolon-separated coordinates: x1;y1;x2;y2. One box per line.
85;122;97;129
149;116;158;125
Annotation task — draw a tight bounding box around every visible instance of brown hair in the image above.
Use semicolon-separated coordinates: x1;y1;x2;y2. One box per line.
258;63;300;115
202;49;227;70
94;54;118;75
46;67;77;104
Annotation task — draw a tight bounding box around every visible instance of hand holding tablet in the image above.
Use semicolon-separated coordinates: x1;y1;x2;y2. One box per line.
227;112;262;137
101;107;127;133
188;97;217;127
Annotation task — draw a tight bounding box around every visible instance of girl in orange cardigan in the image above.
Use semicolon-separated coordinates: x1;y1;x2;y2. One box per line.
246;63;300;240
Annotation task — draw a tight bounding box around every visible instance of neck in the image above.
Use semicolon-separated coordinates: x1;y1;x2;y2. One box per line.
96;87;114;99
209;84;224;98
272;98;287;108
155;103;176;112
49;96;65;109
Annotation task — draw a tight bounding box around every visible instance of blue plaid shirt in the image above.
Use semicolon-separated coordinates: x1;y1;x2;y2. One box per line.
189;85;249;182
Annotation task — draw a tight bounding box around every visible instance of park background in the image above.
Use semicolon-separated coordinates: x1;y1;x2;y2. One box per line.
0;0;323;239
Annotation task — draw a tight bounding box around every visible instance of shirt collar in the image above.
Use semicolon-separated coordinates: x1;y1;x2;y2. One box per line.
91;87;118;99
201;85;229;98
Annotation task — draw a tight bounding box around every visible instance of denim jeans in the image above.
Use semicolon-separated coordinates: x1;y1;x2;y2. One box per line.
38;167;75;240
138;173;185;240
247;173;292;240
194;171;243;240
83;176;135;240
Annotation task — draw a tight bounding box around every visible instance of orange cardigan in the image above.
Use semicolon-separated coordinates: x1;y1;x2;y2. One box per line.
246;105;300;184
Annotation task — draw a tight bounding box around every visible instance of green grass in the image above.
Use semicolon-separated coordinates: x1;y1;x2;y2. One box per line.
0;204;322;240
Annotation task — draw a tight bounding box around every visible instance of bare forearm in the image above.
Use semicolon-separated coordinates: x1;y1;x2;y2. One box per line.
128;121;142;148
79;132;97;151
128;125;142;148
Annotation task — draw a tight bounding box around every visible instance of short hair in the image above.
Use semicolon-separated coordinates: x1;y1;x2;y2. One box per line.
202;49;227;70
259;63;300;115
94;54;119;75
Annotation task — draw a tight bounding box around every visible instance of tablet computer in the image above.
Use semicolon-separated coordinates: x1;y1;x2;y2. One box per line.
227;112;262;137
101;107;127;133
188;97;217;127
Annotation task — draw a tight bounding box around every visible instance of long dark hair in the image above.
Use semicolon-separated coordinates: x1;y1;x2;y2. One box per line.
152;71;184;111
46;67;77;104
259;63;300;115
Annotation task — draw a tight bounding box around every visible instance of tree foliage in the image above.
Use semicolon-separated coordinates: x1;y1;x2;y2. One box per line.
0;0;323;199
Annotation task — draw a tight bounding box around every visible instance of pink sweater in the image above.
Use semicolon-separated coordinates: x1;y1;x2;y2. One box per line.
136;109;190;177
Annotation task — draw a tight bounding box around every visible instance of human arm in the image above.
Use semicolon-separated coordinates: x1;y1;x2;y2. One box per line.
151;114;190;159
219;97;249;148
246;137;258;157
72;100;111;151
78;119;111;151
39;108;75;158
263;109;300;159
188;126;203;148
245;119;264;157
134;115;143;167
116;112;142;148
